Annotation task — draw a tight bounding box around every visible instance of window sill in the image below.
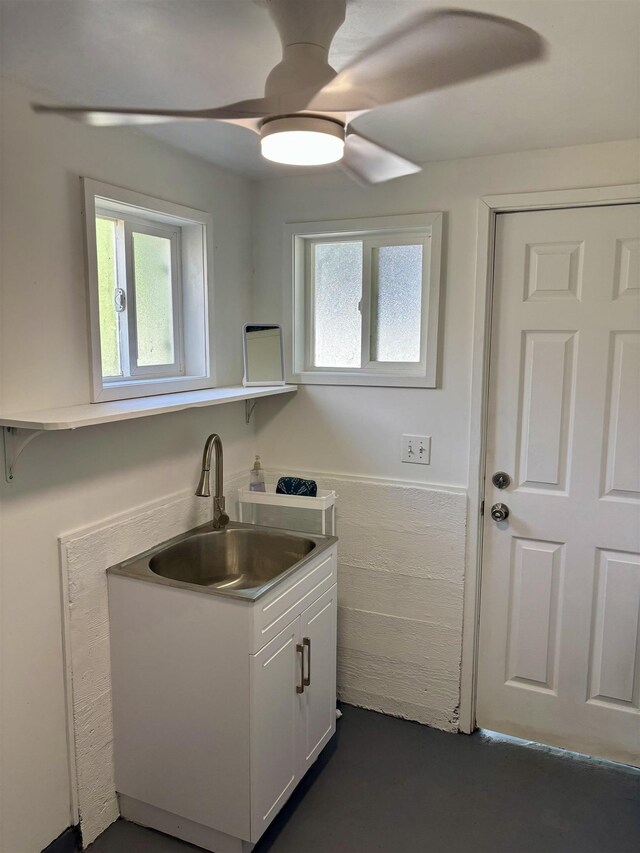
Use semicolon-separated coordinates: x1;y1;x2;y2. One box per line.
96;374;214;403
0;385;297;431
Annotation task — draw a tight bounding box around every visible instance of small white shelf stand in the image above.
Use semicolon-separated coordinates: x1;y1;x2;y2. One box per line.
238;484;336;535
0;384;296;482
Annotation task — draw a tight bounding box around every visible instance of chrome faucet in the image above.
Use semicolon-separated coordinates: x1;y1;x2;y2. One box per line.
196;433;230;530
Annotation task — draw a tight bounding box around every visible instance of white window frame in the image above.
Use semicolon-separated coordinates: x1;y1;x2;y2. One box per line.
83;179;215;402
285;212;443;388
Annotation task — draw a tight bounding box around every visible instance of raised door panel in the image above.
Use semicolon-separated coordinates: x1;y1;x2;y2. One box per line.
588;549;640;710
505;538;564;693
602;332;640;501
524;241;584;302
516;331;578;493
250;618;300;842
298;585;337;776
614;237;640;299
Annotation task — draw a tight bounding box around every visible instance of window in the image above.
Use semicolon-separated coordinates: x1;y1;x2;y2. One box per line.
286;213;442;387
83;179;213;402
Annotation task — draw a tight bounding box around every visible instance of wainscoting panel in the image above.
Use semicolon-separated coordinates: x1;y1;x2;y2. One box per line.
268;472;468;731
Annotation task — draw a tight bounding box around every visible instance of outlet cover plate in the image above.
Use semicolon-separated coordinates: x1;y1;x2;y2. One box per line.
401;434;431;465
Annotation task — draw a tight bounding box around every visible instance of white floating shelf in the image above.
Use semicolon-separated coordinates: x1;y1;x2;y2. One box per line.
0;384;296;431
1;384;296;482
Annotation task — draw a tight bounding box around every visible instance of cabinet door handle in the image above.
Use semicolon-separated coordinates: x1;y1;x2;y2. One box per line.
303;637;311;687
296;643;305;694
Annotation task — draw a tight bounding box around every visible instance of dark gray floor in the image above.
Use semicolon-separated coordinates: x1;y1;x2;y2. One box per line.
88;705;640;853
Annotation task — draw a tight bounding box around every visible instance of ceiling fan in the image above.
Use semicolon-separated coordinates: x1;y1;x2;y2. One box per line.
32;0;545;184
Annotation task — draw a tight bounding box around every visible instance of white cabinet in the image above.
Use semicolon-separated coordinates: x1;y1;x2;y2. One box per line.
298;587;338;776
109;543;338;853
250;585;337;839
250;618;300;837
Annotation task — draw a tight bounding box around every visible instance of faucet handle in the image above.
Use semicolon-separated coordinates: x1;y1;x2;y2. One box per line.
213;496;230;530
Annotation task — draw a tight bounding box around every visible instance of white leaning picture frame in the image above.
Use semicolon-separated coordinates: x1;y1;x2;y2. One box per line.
242;323;286;387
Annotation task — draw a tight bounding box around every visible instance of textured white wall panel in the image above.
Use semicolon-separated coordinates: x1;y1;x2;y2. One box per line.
338;565;463;625
265;471;467;731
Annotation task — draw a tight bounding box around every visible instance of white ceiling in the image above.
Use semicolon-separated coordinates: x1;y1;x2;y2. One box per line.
1;0;639;178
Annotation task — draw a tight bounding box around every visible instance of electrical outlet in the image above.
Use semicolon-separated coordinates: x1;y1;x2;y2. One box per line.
401;434;431;465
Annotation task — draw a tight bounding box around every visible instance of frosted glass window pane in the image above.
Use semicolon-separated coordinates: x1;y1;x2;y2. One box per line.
314;241;362;368
132;232;175;366
373;244;423;362
95;217;122;377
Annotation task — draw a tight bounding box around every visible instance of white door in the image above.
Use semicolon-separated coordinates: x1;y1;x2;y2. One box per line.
477;203;640;766
250;618;301;839
298;585;337;776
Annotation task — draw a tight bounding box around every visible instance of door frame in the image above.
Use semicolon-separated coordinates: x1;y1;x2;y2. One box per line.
459;182;640;734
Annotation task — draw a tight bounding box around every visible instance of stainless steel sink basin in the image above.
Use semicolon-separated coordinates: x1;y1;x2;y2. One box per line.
108;521;337;601
150;527;315;590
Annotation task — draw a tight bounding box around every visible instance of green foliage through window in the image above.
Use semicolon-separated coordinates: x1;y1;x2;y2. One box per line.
96;217;121;377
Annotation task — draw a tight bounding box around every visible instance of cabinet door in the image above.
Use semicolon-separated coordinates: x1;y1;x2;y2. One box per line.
298;584;337;777
250;617;301;841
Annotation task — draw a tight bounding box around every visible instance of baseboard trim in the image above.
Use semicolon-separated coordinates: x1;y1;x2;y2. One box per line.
41;825;81;853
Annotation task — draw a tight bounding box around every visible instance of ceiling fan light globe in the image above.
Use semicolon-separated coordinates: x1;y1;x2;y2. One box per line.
260;116;344;166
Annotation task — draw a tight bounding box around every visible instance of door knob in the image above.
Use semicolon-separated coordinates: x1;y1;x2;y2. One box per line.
490;502;509;522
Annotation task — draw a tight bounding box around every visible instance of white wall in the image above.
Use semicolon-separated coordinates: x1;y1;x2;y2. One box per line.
0;80;262;853
251;138;640;728
253;138;640;485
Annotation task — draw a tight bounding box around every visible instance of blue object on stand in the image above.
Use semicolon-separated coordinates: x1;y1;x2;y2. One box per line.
276;476;318;497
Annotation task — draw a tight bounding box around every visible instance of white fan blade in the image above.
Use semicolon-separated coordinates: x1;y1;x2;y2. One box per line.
307;9;545;113
340;132;421;185
31;96;274;126
217;117;262;134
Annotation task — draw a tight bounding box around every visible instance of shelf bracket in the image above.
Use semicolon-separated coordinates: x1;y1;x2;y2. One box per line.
3;427;44;483
245;399;258;424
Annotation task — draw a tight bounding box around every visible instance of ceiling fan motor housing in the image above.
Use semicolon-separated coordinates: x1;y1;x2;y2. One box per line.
262;0;346;49
263;0;346;98
261;115;344;140
265;44;337;98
